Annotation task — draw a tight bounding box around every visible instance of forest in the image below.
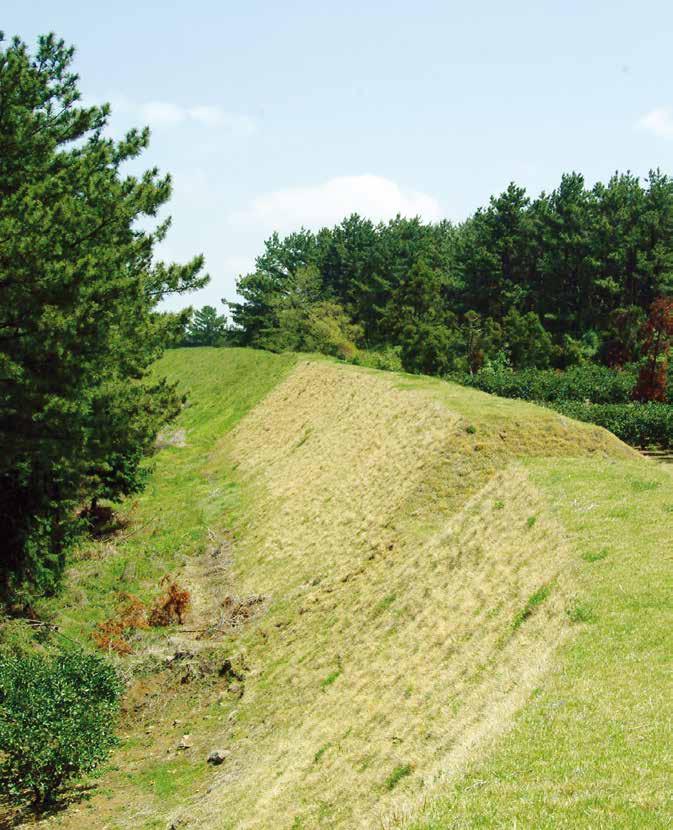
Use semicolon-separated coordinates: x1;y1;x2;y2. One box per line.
223;174;673;447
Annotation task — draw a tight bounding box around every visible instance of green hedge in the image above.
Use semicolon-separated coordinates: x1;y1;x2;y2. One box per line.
549;401;673;448
451;364;673;448
454;364;638;403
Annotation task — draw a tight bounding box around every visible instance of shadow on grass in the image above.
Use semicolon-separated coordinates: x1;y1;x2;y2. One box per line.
77;502;130;541
0;783;97;828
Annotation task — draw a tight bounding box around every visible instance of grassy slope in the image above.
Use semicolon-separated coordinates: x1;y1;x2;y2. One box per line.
410;455;673;829
43;347;297;639
36;348;671;830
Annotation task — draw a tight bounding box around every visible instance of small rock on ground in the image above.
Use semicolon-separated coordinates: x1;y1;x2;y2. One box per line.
207;749;229;765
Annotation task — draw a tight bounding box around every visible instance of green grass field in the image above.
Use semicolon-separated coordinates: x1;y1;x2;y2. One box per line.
31;347;672;830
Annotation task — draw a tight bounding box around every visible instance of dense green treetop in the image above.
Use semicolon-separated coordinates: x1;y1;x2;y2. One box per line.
181;305;229;347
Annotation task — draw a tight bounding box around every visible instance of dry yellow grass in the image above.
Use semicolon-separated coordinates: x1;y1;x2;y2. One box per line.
171;359;626;829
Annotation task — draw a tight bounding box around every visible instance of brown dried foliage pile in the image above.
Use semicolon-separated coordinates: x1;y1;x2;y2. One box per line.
91;594;148;655
92;578;191;654
148;578;191;627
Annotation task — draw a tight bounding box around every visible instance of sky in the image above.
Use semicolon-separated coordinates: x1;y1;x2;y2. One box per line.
6;1;673;311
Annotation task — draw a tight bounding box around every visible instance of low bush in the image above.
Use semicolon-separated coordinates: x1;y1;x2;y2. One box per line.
454;364;638;404
0;618;52;660
549;401;673;448
0;649;122;805
351;345;403;373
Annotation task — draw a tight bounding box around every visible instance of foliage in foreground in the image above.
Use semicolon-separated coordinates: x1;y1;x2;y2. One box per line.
0;649;122;805
0;32;207;602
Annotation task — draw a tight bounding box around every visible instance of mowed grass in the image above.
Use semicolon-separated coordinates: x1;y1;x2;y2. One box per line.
37;349;671;830
409;456;673;829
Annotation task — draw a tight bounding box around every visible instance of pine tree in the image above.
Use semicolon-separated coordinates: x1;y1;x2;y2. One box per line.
228;230;318;345
0;33;207;601
184;306;229;346
384;259;460;375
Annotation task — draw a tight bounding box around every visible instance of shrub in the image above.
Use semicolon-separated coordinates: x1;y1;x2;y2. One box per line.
454;363;638;404
0;650;122;805
550;401;673;448
0;619;55;660
305;301;363;360
351;345;403;372
453;362;673;448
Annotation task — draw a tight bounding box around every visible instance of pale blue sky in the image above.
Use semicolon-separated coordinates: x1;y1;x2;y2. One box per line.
6;1;673;310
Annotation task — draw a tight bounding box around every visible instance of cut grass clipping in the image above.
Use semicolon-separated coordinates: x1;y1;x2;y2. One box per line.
385;763;413;791
512;583;551;630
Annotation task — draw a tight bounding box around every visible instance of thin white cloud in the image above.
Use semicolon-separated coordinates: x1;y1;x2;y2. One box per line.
96;93;255;135
637;107;673;139
141;100;185;127
187;105;254;134
229;174;443;234
222;254;256;280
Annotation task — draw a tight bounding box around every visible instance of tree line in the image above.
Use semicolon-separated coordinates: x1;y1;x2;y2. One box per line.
227;172;673;379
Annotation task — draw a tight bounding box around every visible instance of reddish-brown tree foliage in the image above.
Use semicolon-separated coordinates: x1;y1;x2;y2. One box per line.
633;298;673;402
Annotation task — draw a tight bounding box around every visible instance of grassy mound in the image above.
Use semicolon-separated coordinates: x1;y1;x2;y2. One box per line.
31;349;671;830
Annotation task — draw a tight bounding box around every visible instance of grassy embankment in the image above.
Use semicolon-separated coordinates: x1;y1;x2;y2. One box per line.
44;347;297;640
409;454;673;829
32;347;671;830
